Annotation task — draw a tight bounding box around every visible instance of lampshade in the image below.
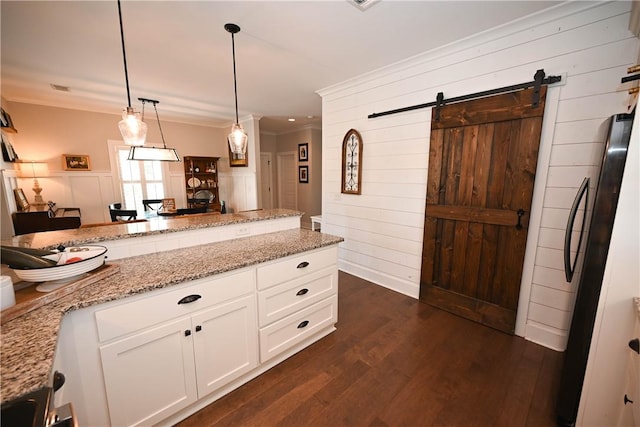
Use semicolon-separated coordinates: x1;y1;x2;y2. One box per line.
228;123;248;158
17;160;49;210
17;161;49;178
117;0;147;146
127;146;180;162
118;107;147;146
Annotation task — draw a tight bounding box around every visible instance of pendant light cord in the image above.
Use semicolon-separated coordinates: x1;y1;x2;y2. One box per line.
117;0;132;108
152;102;168;149
231;32;239;124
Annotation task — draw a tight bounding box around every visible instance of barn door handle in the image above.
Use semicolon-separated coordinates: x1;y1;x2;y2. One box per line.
515;209;525;230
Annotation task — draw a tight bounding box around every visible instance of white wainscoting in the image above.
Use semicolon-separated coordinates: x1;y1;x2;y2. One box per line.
318;1;638;350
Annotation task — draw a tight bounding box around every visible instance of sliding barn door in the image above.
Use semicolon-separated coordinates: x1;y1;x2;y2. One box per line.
420;87;547;334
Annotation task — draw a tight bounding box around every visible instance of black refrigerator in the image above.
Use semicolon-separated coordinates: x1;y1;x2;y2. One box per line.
556;110;635;426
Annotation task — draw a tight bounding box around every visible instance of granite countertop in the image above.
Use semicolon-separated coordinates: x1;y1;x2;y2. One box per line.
1;228;343;403
0;208;302;250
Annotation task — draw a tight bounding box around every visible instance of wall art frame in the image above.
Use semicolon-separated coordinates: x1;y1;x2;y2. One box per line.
298;143;308;162
341;129;363;195
13;188;30;211
299;165;309;183
228;145;249;167
62;154;91;171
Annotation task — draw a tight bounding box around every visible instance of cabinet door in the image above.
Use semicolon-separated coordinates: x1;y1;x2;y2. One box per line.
192;294;258;397
100;317;197;427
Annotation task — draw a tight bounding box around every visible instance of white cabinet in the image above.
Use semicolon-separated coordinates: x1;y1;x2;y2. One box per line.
97;270;258;427
257;247;338;362
99;317;198;427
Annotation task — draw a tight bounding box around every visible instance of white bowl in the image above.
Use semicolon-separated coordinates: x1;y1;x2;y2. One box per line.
12;245;108;282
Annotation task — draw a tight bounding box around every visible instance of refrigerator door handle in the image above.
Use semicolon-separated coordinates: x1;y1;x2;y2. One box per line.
564;177;590;282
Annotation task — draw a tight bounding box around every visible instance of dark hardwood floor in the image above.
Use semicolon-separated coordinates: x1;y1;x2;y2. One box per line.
176;271;563;427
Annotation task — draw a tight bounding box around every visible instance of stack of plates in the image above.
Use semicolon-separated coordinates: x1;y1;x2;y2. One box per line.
12;245;108;282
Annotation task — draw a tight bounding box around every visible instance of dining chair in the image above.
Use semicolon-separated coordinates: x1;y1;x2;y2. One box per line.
109;203;138;222
142;199;163;212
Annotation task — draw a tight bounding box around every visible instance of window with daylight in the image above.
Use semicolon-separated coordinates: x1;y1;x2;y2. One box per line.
109;141;167;213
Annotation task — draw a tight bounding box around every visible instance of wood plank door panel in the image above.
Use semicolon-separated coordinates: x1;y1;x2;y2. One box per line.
420;87;546;334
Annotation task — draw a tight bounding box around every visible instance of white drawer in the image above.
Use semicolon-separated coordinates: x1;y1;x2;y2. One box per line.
259;295;337;363
257;246;338;290
258;266;337;327
95;269;255;342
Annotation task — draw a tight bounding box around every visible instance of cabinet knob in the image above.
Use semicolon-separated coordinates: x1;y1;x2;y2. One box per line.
195;325;202;332
296;288;309;296
297;261;310;269
624;394;634;405
184;329;191;337
297;320;309;329
178;294;202;305
629;338;639;354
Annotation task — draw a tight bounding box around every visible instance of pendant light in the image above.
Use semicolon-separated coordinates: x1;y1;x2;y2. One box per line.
225;23;248;159
128;98;180;162
117;0;147;146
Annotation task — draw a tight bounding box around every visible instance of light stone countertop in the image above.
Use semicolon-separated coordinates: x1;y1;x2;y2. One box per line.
0;227;343;403
1;208;302;250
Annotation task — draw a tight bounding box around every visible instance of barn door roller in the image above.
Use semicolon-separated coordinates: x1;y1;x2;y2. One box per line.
368;69;561;120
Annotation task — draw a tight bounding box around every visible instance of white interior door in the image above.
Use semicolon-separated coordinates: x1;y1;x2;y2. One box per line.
260;153;273;210
277;152;297;210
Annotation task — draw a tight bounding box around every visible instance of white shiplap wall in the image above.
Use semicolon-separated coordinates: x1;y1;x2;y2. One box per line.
318;1;638;350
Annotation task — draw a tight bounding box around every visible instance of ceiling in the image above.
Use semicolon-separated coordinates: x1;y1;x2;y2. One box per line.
1;0;561;134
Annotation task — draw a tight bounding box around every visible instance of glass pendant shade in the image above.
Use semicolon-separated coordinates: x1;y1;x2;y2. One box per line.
228;123;248;158
118;107;147;146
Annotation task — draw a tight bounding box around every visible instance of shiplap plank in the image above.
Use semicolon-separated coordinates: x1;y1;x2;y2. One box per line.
338;247;420;282
530;284;575;311
528;302;572;330
534;247;564;270
553;119;611;144
532;265;574;291
550;143;605;167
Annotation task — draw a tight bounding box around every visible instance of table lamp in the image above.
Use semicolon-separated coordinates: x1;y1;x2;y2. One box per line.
18;161;49;211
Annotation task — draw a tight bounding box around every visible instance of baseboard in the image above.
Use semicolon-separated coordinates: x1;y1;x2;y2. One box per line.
338;259;419;299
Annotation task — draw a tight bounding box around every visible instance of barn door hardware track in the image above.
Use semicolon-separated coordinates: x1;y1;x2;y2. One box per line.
368;69;561;119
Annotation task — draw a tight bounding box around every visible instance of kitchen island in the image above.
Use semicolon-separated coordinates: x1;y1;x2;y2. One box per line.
1;209;342;426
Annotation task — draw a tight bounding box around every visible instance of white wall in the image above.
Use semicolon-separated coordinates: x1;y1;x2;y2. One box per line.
318;1;639;350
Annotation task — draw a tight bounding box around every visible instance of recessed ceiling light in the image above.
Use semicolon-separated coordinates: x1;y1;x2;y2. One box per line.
50;84;70;92
288;118;296;122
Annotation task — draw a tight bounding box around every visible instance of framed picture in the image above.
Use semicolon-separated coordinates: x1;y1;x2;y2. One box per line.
161;198;176;212
62;154;91;171
228;145;248;167
341;129;363;195
13;188;30;212
299;165;309;183
298;143;308;162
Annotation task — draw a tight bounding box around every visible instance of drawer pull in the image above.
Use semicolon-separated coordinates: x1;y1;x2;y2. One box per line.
296;288;309;296
297;261;310;269
178;294;202;305
195;325;202;332
184;329;191;337
297;320;309;329
630;338;640;354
